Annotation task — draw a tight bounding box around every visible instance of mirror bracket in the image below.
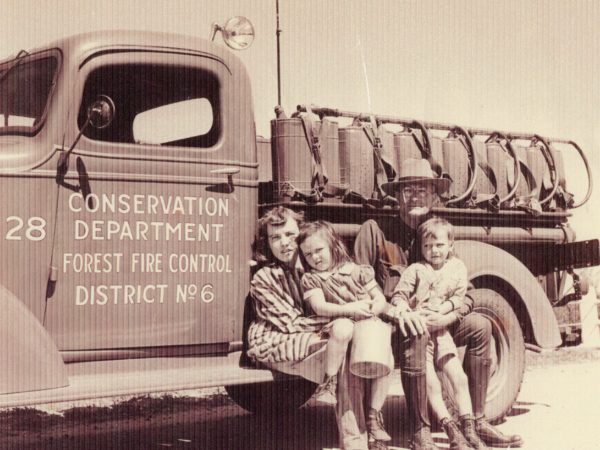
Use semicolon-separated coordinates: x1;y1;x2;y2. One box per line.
56;95;115;190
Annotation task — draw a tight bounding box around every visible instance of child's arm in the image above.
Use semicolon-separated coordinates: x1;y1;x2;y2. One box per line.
434;299;455;315
386;264;427;336
368;285;388;316
440;260;468;314
356;264;388;316
304;288;373;320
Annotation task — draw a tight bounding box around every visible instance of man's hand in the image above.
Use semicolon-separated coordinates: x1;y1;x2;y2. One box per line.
396;309;427;337
420;309;456;332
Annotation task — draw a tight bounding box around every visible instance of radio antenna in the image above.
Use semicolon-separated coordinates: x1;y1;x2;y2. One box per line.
275;0;282;106
356;34;374;117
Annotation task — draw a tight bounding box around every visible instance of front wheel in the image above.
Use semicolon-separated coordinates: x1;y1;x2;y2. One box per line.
225;376;317;414
441;288;526;423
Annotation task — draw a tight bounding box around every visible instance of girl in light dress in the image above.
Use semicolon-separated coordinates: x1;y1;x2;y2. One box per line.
297;220;393;446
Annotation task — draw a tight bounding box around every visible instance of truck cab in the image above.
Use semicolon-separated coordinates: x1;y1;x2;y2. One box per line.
0;31;262;404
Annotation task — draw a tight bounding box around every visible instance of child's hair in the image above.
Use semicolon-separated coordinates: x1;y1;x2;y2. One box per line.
253;206;304;263
414;216;456;260
417;216;455;242
297;220;352;271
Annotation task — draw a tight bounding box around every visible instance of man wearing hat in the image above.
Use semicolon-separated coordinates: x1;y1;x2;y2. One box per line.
354;158;523;450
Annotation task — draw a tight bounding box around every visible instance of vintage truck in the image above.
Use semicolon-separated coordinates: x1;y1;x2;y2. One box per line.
0;22;597;423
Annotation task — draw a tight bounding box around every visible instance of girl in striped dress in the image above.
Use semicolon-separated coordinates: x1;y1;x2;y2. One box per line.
246;207;376;450
247;209;330;371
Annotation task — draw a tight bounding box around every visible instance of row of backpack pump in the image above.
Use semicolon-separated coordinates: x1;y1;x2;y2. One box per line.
270;105;586;213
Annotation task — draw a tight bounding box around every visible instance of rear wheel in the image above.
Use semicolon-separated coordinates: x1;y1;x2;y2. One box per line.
440;288;525;422
225;376;317;414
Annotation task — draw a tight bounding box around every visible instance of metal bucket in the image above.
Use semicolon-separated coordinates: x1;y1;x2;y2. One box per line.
256;136;272;182
486;141;511;201
430;135;444;167
526;144;547;199
549;145;567;191
442;137;470;199
339;126;375;198
392;131;444;178
393;131;422;168
378;125;398;179
271;116;340;199
349;317;393;379
512;144;535;199
473;139;497;197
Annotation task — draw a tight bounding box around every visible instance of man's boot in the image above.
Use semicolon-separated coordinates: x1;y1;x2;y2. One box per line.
401;372;440;450
475;419;524;448
464;355;523;448
441;418;475;450
460;414;487;450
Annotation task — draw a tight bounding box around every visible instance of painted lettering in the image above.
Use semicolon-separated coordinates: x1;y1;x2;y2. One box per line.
75;220;224;242
68;193;229;216
63;253;123;273
75;284;168;305
130;253;163;273
168;253;232;273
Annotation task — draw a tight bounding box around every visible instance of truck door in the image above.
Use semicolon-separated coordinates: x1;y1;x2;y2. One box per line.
45;49;257;351
0;50;63;325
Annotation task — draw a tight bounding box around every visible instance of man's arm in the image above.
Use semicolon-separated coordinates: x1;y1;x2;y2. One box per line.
390;264;418;308
384;265;428;336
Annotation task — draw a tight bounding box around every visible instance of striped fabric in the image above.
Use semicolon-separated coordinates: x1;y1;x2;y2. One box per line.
247;265;330;363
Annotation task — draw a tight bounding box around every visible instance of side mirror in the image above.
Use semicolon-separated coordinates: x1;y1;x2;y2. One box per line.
87;95;115;129
56;95;116;192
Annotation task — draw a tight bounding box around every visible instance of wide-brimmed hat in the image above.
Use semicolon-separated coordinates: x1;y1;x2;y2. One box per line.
382;158;451;194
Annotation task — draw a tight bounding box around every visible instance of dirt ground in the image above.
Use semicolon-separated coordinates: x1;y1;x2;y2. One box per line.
1;347;599;450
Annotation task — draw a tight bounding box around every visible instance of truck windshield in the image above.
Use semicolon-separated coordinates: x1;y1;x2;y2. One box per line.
0;55;58;134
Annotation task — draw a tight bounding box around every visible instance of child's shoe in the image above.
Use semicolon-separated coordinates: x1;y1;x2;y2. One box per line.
441;418;475;450
368;435;389;450
460;415;488;450
409;425;441;450
313;374;337;405
367;408;392;442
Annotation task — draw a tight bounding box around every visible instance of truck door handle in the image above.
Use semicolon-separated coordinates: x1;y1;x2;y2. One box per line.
209;167;240;193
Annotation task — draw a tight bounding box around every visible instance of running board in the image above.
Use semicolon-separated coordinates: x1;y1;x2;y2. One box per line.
0;352;274;409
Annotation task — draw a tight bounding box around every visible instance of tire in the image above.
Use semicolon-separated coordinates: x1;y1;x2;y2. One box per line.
225;376;317;414
439;288;526;423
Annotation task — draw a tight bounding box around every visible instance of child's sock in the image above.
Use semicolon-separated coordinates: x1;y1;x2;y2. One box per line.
313;374;337;405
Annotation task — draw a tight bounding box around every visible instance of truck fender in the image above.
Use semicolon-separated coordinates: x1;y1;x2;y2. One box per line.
455;240;562;349
0;285;68;395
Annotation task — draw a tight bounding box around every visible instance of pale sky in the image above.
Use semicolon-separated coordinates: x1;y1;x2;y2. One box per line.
2;0;599;239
